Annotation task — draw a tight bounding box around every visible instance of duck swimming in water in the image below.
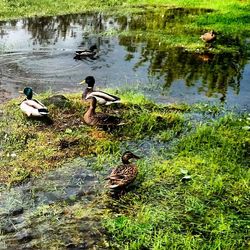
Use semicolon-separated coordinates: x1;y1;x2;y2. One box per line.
80;76;121;105
74;45;97;59
19;87;48;117
106;151;140;190
83;96;122;127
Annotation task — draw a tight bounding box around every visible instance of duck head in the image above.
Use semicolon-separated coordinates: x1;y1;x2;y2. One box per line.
122;151;141;164
80;76;95;88
23;87;33;100
89;44;97;51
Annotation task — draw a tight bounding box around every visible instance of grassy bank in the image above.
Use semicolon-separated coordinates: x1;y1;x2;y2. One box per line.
0;0;249;20
0;91;249;248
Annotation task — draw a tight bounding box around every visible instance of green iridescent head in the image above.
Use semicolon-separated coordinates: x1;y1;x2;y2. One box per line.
23;87;33;100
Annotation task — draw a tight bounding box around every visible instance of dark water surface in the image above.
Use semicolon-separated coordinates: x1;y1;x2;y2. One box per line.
0;10;249;108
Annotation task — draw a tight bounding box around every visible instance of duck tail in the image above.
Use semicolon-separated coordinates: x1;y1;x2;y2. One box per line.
105;100;121;105
38;108;49;115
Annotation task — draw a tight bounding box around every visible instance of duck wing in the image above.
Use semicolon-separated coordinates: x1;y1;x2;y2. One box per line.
106;164;138;188
20;99;48;117
86;91;120;105
75;50;96;56
94;113;122;126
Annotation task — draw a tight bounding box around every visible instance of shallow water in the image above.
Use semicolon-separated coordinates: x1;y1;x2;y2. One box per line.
0;9;249;109
0;158;108;249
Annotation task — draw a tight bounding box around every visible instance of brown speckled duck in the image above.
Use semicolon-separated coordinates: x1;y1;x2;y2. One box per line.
80;76;121;105
200;30;216;43
83;96;122;127
106;151;140;190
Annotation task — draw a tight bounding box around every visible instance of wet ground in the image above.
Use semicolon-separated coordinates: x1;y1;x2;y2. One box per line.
0;9;249;109
0;158;108;249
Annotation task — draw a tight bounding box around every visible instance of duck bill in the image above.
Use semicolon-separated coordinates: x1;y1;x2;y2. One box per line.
79;80;86;85
133;154;141;159
18;90;23;94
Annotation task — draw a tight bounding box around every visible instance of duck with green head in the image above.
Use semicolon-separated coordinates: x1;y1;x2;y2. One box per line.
105;151;141;190
19;87;48;117
80;76;121;105
74;44;97;59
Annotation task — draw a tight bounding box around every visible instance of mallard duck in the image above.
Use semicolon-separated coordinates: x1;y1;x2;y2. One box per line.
19;87;48;117
80;76;121;105
106;151;141;189
83;96;122;127
74;44;97;59
200;30;216;43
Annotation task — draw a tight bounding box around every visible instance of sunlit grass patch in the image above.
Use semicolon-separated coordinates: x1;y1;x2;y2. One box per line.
103;111;249;249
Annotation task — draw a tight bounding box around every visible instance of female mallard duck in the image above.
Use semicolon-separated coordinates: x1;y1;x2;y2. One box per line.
80;76;121;105
106;151;141;190
84;96;122;127
74;44;97;59
200;30;216;43
19;87;48;117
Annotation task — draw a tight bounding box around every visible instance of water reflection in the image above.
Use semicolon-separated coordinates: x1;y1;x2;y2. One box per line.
0;9;249;108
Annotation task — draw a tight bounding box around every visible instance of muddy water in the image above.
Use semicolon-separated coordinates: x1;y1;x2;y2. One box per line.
0;9;249;108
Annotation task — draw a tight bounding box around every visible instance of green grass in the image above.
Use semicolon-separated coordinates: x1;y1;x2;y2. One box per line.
0;91;186;185
103;112;249;250
0;91;249;248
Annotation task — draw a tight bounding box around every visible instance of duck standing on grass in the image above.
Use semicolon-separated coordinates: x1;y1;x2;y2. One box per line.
80;76;121;105
106;151;141;190
83;96;122;127
19;87;48;117
200;30;216;43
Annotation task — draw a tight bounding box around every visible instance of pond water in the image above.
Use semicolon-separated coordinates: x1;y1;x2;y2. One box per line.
0;9;249;108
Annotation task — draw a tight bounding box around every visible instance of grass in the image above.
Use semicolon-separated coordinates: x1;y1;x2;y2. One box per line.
103;111;249;250
0;91;186;185
0;0;249;248
0;91;249;248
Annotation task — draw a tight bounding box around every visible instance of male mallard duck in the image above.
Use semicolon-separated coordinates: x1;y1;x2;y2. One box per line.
74;44;97;59
200;30;216;43
19;87;48;117
83;96;122;127
80;76;121;105
106;151;141;189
